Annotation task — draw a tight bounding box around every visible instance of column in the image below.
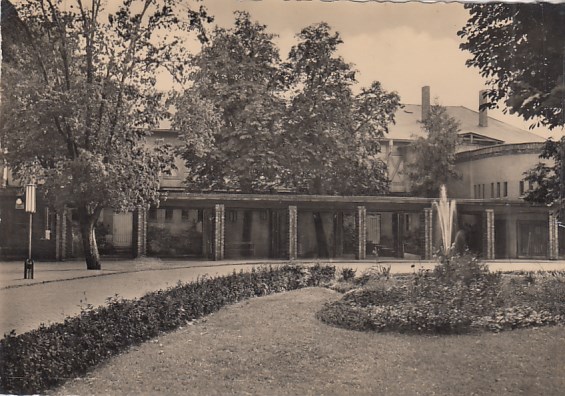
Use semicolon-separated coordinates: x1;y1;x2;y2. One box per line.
288;206;297;260
356;206;367;260
213;204;225;261
133;207;147;258
55;212;61;261
483;209;495;260
549;211;559;260
421;208;433;260
55;209;67;261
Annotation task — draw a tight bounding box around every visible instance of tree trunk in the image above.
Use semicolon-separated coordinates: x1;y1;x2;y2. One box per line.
312;177;329;258
241;210;253;257
313;212;329;258
78;206;101;270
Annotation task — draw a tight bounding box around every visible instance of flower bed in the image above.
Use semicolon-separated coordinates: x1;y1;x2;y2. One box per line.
0;264;335;395
318;254;565;335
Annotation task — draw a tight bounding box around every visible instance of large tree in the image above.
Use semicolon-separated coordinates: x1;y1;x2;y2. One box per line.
281;23;400;257
281;23;400;196
173;11;285;193
459;3;565;211
406;104;460;198
458;3;565;130
0;0;211;269
522;138;563;205
172;11;285;257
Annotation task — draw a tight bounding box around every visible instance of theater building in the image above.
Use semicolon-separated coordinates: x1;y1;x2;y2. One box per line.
0;87;559;261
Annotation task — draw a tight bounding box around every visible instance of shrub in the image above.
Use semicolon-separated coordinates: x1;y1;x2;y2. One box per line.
317;301;376;331
433;251;492;286
340;267;356;281
473;306;563;332
342;284;406;307
0;264;335;395
146;225;203;256
498;271;565;316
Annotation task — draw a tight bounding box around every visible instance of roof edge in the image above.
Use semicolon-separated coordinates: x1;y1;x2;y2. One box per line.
455;142;545;163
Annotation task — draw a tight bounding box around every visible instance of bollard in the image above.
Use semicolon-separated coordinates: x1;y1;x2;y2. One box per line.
24;258;34;279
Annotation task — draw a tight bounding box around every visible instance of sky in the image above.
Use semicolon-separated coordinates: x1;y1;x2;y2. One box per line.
170;0;562;139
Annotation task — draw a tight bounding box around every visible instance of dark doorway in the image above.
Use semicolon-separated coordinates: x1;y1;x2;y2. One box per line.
495;219;507;259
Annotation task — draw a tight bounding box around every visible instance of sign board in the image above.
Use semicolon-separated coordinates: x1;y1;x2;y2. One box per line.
25;184;36;213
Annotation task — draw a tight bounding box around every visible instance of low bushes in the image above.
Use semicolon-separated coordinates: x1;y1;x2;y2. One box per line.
318;254;565;335
0;264;335;395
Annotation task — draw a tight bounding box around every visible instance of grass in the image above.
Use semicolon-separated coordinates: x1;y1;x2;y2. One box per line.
54;287;565;395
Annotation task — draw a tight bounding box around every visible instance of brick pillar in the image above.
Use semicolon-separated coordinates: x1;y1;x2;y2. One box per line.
55;212;61;261
213;204;225;261
549;211;559;260
356;206;367;260
133;207;147;258
421;208;433;260
55;209;67;261
288;206;297;260
483;209;495;260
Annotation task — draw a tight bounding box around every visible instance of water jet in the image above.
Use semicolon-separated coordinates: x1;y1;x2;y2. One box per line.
433;185;457;254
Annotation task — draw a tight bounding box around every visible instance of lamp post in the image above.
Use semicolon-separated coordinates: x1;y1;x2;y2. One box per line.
24;183;36;279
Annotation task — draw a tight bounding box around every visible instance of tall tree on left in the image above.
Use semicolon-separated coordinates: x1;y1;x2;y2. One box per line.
0;0;212;269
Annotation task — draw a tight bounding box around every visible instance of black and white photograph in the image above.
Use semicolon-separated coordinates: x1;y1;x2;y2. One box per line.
1;0;564;394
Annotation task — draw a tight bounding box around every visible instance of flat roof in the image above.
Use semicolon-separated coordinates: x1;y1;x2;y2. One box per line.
160;192;549;212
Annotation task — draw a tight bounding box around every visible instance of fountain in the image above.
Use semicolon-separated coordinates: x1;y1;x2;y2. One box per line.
433;185;457;254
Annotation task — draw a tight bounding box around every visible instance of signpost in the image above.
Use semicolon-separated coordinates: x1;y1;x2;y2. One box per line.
24;183;36;279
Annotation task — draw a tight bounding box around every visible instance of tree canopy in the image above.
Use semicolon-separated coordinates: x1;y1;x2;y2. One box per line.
281;23;400;195
0;0;211;269
172;11;285;193
458;3;565;130
523;138;563;206
174;18;401;196
406;104;460;198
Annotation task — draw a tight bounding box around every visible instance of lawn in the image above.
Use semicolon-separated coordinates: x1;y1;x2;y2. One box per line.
54;287;565;395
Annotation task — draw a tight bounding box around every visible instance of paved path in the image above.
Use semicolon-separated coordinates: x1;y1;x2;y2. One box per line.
1;257;565;337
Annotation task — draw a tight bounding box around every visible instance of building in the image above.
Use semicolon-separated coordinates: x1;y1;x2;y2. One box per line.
0;87;559;261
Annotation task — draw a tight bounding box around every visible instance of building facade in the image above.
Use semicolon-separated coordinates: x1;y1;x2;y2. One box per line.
0;87;558;261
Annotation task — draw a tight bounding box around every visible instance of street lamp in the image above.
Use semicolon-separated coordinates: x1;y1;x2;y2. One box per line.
24;183;36;279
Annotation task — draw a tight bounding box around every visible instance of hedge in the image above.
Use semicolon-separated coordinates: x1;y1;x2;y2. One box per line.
0;264;335;394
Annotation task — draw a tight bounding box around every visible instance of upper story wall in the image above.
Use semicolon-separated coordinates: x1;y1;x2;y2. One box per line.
448;143;548;200
383;92;545;195
378;139;412;194
1;129;187;191
145;130;187;191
